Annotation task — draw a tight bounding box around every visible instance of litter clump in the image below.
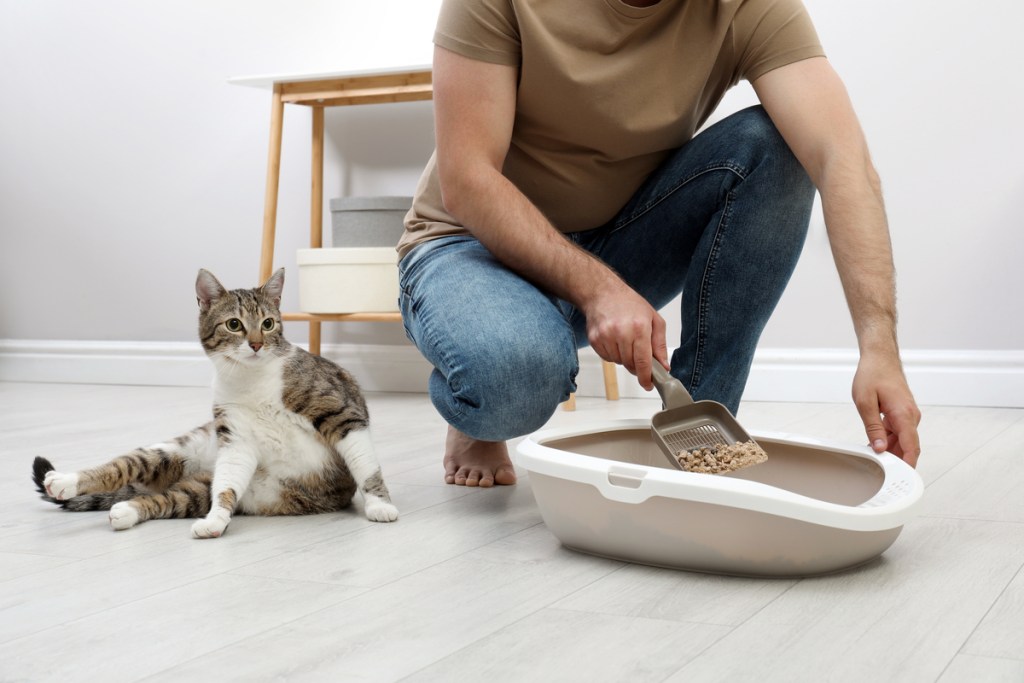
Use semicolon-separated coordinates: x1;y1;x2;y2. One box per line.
676;440;768;474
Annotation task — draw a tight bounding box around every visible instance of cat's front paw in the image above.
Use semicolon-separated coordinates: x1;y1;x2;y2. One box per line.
43;471;79;500
109;502;140;530
191;512;230;539
364;497;399;523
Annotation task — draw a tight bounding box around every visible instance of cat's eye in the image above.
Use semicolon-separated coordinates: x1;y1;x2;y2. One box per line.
261;318;275;331
225;319;243;333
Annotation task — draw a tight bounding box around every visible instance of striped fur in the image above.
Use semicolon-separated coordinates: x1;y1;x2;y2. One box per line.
33;269;398;538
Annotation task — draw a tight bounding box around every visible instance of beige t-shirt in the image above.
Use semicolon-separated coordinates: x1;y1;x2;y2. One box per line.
398;0;824;258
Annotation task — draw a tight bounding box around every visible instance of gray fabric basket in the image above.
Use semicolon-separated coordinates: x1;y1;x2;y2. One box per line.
330;196;412;248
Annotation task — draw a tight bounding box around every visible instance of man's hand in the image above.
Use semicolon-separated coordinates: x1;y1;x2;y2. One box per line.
852;353;922;466
582;283;669;391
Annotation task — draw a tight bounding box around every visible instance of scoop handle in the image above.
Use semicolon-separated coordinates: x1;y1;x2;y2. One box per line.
651;363;694;409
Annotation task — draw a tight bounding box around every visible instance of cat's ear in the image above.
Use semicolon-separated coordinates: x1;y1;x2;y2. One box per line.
196;269;227;312
260;268;285;307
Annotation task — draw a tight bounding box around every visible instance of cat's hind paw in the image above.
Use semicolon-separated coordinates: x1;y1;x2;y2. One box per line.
191;513;229;539
109;502;140;530
364;497;399;523
43;471;79;500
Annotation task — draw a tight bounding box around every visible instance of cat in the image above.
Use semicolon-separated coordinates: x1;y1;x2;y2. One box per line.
32;268;398;538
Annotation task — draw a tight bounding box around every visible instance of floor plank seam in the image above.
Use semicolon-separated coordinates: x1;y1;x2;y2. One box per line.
653;577;805;681
0;566;244;648
915;513;1024;525
919;415;1024;492
137;585;379;683
953;559;1024;658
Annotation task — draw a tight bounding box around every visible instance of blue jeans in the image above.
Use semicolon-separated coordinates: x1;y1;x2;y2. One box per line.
399;106;815;442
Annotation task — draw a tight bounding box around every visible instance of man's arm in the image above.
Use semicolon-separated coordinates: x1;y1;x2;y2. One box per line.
432;45;669;389
752;56;922;465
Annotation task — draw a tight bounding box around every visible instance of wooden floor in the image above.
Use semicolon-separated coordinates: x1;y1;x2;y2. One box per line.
1;381;1022;682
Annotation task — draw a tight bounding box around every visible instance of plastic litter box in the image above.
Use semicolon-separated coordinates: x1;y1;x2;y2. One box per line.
516;419;924;577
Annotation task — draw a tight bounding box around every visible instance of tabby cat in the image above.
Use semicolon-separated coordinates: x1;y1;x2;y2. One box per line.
32;268;398;538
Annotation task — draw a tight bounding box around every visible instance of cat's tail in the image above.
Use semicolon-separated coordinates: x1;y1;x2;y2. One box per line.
32;456;59;503
32;456;138;511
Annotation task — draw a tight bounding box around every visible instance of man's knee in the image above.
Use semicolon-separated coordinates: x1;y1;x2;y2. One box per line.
734;105;815;198
431;337;577;442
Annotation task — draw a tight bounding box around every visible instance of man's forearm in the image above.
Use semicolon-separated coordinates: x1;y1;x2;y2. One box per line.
819;158;901;357
440;164;627;311
751;57;902;359
439;162;669;382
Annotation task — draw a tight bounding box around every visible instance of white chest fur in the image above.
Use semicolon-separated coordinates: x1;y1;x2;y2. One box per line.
210;352;333;511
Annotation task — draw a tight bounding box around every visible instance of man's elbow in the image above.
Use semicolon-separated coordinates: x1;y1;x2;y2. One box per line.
437;165;485;221
438;177;464;218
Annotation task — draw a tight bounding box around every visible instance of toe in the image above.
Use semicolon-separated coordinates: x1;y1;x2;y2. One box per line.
495;465;517;486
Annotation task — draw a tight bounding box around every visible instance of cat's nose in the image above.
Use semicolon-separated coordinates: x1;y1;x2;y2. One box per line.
249;341;263;353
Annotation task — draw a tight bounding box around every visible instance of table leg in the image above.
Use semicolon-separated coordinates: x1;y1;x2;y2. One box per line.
309;321;322;356
311;106;325;249
259;86;285;283
602;360;620;400
308;105;326;355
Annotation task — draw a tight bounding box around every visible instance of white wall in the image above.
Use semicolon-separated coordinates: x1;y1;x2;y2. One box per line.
0;0;440;346
1;0;1022;405
752;1;1024;353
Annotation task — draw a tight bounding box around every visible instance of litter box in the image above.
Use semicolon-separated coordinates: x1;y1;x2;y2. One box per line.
515;419;924;577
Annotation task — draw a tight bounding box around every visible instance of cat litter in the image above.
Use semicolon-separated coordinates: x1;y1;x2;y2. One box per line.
676;440;768;474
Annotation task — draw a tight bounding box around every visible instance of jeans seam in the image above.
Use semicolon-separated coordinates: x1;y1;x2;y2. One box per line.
567;323;581;394
398;265;418;343
610;162;748;235
426;313;468;425
691;190;733;391
400;271;468;425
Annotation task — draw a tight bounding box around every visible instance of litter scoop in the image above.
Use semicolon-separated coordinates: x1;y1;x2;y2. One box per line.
650;363;768;474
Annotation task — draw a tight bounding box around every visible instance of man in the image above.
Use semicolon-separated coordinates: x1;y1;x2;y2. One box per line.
398;0;922;486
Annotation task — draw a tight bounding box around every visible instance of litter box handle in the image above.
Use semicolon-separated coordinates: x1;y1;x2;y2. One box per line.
600;465;654;503
596;464;693;505
651;363;694;409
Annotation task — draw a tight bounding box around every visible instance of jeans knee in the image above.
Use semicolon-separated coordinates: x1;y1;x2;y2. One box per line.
734;106;815;200
431;337;577;442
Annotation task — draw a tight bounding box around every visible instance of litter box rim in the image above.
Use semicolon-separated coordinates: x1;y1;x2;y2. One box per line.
516;419;924;533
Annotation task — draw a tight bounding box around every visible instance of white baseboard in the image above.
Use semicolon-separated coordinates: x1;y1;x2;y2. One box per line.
598;348;1024;408
1;340;1021;408
0;339;432;393
0;340;215;388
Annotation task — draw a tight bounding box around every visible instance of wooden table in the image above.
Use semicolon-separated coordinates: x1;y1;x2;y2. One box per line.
229;65;433;354
229;66;617;406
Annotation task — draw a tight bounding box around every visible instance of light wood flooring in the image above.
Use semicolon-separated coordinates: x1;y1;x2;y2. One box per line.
1;381;1022;682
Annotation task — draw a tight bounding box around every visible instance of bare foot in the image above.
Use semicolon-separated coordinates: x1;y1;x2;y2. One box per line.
444;426;517;487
